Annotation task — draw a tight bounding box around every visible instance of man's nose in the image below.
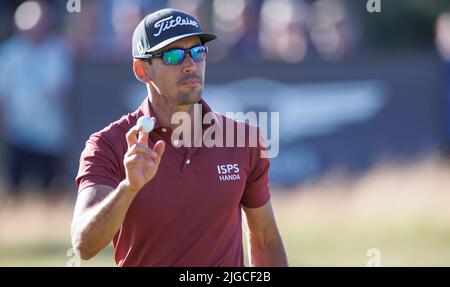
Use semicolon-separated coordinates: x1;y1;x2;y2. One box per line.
181;53;197;73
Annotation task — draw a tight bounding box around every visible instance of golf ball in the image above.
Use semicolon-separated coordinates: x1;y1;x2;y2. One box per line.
137;116;154;133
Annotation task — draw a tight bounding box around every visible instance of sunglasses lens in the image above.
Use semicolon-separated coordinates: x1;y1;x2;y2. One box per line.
160;46;207;64
190;46;207;62
163;49;185;64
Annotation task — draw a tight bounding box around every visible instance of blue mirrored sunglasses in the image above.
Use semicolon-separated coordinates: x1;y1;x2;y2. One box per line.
135;45;208;65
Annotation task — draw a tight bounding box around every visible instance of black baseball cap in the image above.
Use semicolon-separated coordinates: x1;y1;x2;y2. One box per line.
132;8;217;58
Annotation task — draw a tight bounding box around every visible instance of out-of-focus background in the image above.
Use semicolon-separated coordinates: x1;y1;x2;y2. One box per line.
0;0;450;267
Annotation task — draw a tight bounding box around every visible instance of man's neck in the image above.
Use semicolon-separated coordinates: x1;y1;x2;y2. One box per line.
147;90;196;131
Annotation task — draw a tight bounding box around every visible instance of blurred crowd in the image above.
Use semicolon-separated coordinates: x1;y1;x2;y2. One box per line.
1;0;361;63
0;0;449;197
0;0;362;197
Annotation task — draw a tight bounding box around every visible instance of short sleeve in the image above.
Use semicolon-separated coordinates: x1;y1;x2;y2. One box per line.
240;133;271;208
76;132;124;192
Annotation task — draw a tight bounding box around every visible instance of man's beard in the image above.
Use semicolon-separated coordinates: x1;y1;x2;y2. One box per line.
176;89;202;105
175;72;203;104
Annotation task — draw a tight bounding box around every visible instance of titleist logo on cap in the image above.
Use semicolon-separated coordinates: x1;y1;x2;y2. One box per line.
153;15;199;37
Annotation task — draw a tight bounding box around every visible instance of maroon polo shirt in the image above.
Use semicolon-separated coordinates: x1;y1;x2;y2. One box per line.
75;97;271;267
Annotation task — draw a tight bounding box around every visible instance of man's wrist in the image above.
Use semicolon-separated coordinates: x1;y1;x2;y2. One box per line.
118;180;140;196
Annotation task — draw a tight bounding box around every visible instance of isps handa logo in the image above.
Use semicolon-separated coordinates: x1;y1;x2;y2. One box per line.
217;164;241;182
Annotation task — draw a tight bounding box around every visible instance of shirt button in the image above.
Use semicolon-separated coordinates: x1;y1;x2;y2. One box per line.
186;159;191;165
162;128;167;133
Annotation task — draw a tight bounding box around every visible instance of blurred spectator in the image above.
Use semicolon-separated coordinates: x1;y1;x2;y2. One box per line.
259;0;309;63
0;1;73;195
435;12;450;156
209;0;251;62
110;0;142;58
228;0;263;63
66;0;167;61
167;0;205;20
308;0;358;62
64;0;101;59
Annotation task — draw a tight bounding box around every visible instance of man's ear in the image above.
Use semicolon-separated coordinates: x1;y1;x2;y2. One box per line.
133;59;152;83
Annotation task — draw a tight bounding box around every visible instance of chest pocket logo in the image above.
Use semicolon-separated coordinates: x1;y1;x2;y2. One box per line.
217;164;241;182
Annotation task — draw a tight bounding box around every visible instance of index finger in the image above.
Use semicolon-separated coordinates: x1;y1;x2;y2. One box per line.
137;128;149;146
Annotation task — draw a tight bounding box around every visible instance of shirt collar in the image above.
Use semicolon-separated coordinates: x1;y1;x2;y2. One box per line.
137;96;161;129
137;96;220;131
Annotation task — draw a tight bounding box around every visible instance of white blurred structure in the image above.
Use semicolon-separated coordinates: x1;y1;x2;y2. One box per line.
14;1;42;31
435;12;450;61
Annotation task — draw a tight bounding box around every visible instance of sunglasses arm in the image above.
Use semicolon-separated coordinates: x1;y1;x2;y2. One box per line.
133;53;160;60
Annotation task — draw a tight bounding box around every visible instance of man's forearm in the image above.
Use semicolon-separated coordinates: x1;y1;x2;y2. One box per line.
72;181;137;260
249;235;289;267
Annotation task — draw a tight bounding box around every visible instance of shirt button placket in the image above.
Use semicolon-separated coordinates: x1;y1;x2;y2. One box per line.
182;158;192;172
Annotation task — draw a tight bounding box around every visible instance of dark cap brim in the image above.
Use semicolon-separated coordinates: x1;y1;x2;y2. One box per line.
144;32;217;54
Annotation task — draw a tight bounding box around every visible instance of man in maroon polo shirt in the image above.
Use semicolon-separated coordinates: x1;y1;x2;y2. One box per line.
71;8;288;267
